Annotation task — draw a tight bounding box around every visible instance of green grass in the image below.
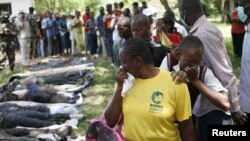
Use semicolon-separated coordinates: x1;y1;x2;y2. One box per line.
0;67;26;85
224;37;241;77
76;58;116;135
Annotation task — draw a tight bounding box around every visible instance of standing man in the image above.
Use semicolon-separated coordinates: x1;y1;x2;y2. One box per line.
131;14;169;67
42;11;55;56
15;10;32;66
179;0;245;136
96;7;107;56
83;6;90;54
103;4;113;62
238;0;250;126
0;12;16;71
112;17;132;67
26;7;37;58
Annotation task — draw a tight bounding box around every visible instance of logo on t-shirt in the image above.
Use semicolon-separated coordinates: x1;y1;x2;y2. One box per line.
149;91;164;113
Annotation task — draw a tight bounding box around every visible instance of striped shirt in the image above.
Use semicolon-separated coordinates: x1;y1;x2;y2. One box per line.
190;15;239;113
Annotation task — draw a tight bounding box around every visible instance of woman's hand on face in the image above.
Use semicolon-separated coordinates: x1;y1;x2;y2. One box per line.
116;68;128;87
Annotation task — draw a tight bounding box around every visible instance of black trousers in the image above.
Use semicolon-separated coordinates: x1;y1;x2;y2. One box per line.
3;111;52;128
232;32;245;57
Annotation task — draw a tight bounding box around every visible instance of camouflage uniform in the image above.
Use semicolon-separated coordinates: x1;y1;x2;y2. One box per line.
26;13;38;58
0;13;16;71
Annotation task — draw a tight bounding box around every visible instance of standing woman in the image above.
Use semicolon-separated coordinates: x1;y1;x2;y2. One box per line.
71;10;85;54
105;37;196;141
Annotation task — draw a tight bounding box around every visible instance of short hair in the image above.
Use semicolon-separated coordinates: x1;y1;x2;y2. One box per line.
164;10;175;20
122;37;154;64
114;2;118;7
132;2;139;7
131;14;150;27
100;7;104;11
119;2;124;8
178;36;204;53
106;4;112;8
180;0;203;14
29;7;35;11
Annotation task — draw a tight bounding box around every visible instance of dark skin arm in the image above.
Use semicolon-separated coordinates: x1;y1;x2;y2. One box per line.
185;66;230;111
104;68;128;128
232;111;248;125
177;117;197;141
171;70;188;84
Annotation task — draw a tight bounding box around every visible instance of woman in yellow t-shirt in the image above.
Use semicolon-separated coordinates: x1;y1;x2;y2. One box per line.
104;37;197;141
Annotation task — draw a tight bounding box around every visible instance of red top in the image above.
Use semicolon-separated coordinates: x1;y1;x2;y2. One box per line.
168;32;181;45
231;11;246;33
83;13;90;32
104;14;113;30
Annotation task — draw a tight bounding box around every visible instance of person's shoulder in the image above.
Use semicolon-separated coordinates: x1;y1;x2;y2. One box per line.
198;21;223;39
202;20;222;33
159;69;172;81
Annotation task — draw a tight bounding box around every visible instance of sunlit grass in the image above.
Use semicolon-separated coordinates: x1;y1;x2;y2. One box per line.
0;67;26;85
77;57;116;135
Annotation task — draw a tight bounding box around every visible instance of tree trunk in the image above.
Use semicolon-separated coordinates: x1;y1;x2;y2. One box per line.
160;0;171;11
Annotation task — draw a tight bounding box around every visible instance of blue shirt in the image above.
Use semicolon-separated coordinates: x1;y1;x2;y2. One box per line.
43;17;55;37
96;14;105;36
86;19;97;34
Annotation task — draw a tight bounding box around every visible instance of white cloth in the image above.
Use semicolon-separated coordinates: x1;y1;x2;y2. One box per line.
160;57;230;116
142;7;157;16
239;23;250;113
67;19;76;55
15;19;32;38
121;73;135;97
19;38;31;66
175;22;188;38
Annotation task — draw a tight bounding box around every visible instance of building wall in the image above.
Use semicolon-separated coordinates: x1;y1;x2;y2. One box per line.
0;0;34;16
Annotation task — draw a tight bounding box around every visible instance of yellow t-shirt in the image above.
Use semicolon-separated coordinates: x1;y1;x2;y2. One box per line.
122;69;192;141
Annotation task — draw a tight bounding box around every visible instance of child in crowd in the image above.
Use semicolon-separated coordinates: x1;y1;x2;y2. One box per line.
160;36;231;141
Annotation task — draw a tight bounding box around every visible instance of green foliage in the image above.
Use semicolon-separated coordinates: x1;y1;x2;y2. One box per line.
81;0;101;13
34;0;79;14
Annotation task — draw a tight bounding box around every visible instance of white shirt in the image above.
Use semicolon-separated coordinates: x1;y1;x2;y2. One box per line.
239;23;250;113
67;19;74;40
160;57;230;116
110;17;120;41
175;22;188;38
15;18;31;38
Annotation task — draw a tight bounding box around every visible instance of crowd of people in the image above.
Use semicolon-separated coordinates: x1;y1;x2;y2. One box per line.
87;0;250;141
3;0;250;140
